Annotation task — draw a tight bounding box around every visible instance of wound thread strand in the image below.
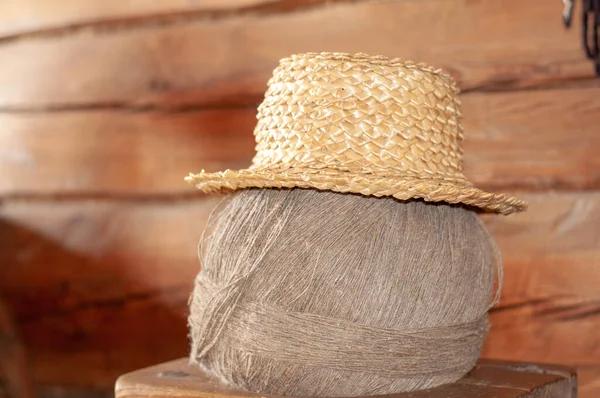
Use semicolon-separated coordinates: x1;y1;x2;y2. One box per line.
189;188;501;397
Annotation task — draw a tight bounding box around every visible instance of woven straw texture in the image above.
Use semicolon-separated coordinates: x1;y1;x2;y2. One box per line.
186;52;526;214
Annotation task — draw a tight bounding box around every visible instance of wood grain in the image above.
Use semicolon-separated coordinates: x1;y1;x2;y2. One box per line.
579;367;600;398
2;86;599;196
0;384;110;398
0;0;596;395
0;0;277;39
0;0;592;109
461;86;600;191
0;299;34;398
1;191;598;388
483;192;600;365
0;109;257;196
115;358;577;398
0;198;217;388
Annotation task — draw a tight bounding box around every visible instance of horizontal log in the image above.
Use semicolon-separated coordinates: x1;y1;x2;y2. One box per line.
462;86;600;191
1;86;599;196
0;384;111;398
0;198;219;387
0;298;34;398
482;192;600;365
579;367;600;398
0;109;257;196
0;0;592;109
1;191;599;388
0;0;276;39
482;193;600;303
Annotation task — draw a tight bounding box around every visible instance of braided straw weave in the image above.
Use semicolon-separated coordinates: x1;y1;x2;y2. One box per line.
186;52;526;214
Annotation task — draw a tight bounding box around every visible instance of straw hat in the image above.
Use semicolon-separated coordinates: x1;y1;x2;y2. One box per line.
186;52;526;214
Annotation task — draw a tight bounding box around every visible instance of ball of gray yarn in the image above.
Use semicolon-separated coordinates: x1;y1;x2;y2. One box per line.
189;188;499;397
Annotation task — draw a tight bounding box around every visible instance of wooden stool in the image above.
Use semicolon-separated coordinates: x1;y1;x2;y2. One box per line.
115;358;577;398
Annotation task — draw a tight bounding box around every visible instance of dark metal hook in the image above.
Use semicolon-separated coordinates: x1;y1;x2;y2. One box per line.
566;0;600;76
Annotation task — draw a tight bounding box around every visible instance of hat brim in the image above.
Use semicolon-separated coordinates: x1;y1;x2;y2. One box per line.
185;167;526;215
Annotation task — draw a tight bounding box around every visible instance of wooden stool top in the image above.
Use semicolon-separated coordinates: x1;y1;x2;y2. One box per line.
115;358;577;398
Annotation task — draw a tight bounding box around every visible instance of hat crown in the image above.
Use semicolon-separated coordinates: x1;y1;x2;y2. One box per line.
251;53;467;182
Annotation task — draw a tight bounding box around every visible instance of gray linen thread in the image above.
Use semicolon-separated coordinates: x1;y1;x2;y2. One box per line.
189;188;501;397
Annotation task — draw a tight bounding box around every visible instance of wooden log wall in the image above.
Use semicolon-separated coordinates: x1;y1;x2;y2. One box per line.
0;0;598;396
